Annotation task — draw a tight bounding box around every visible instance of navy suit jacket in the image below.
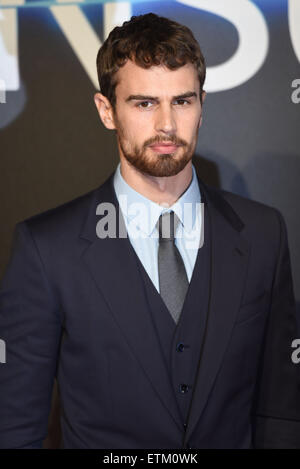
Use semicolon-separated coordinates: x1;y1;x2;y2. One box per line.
1;169;300;449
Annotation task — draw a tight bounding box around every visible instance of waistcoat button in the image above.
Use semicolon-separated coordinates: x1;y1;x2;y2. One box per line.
176;342;185;352
179;383;189;394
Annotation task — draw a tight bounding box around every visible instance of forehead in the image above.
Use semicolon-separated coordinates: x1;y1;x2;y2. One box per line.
115;60;199;97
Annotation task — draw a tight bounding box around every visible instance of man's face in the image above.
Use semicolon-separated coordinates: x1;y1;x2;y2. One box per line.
104;60;205;177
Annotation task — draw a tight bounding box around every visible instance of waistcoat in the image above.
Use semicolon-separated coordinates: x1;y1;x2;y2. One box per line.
134;195;211;427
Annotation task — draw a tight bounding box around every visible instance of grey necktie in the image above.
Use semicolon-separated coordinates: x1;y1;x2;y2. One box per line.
157;210;189;324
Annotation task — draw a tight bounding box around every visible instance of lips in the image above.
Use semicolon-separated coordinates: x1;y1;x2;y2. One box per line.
149;144;179;153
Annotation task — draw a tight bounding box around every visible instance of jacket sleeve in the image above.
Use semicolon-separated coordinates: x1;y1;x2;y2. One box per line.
252;209;300;448
0;221;63;449
18;439;44;449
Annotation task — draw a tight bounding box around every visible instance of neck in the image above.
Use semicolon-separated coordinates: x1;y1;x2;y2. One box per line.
119;157;193;207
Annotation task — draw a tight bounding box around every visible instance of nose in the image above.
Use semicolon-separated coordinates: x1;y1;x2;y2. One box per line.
154;103;177;135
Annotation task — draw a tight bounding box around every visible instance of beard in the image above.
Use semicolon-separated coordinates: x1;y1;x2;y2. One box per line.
113;113;200;178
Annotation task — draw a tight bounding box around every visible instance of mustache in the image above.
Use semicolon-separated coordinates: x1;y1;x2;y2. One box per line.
144;136;187;147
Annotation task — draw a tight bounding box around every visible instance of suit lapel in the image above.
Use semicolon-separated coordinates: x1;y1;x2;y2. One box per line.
183;176;251;446
80;173;184;433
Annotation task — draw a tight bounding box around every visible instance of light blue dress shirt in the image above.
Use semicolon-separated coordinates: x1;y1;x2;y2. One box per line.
113;162;203;293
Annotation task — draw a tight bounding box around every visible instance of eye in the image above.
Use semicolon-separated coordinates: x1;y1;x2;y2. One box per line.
174;99;190;106
137;101;153;108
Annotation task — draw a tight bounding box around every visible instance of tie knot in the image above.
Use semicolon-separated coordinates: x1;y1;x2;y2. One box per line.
158;210;180;242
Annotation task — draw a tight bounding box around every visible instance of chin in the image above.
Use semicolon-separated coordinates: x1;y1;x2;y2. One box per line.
144;162;190;178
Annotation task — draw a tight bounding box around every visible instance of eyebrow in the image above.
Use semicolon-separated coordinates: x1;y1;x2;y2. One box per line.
125;91;197;102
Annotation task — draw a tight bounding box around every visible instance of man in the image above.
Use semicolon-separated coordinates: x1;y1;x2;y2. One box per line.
0;13;300;449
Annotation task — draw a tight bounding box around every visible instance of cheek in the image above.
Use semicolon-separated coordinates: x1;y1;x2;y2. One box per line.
180;121;199;141
125;114;153;143
119;110;147;131
177;108;201;135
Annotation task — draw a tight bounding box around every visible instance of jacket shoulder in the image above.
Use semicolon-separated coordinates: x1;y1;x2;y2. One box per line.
218;187;280;218
18;186;98;239
203;183;283;245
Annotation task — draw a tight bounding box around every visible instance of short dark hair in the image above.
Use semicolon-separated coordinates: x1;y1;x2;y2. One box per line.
96;13;206;110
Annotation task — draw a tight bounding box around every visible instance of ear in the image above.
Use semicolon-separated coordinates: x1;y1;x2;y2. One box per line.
199;90;206;127
94;92;116;130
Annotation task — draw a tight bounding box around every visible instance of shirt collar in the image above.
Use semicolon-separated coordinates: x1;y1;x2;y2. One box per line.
113;162;201;236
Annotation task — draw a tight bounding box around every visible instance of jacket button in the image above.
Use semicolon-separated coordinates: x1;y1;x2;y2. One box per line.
176;342;185;352
179;383;189;394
